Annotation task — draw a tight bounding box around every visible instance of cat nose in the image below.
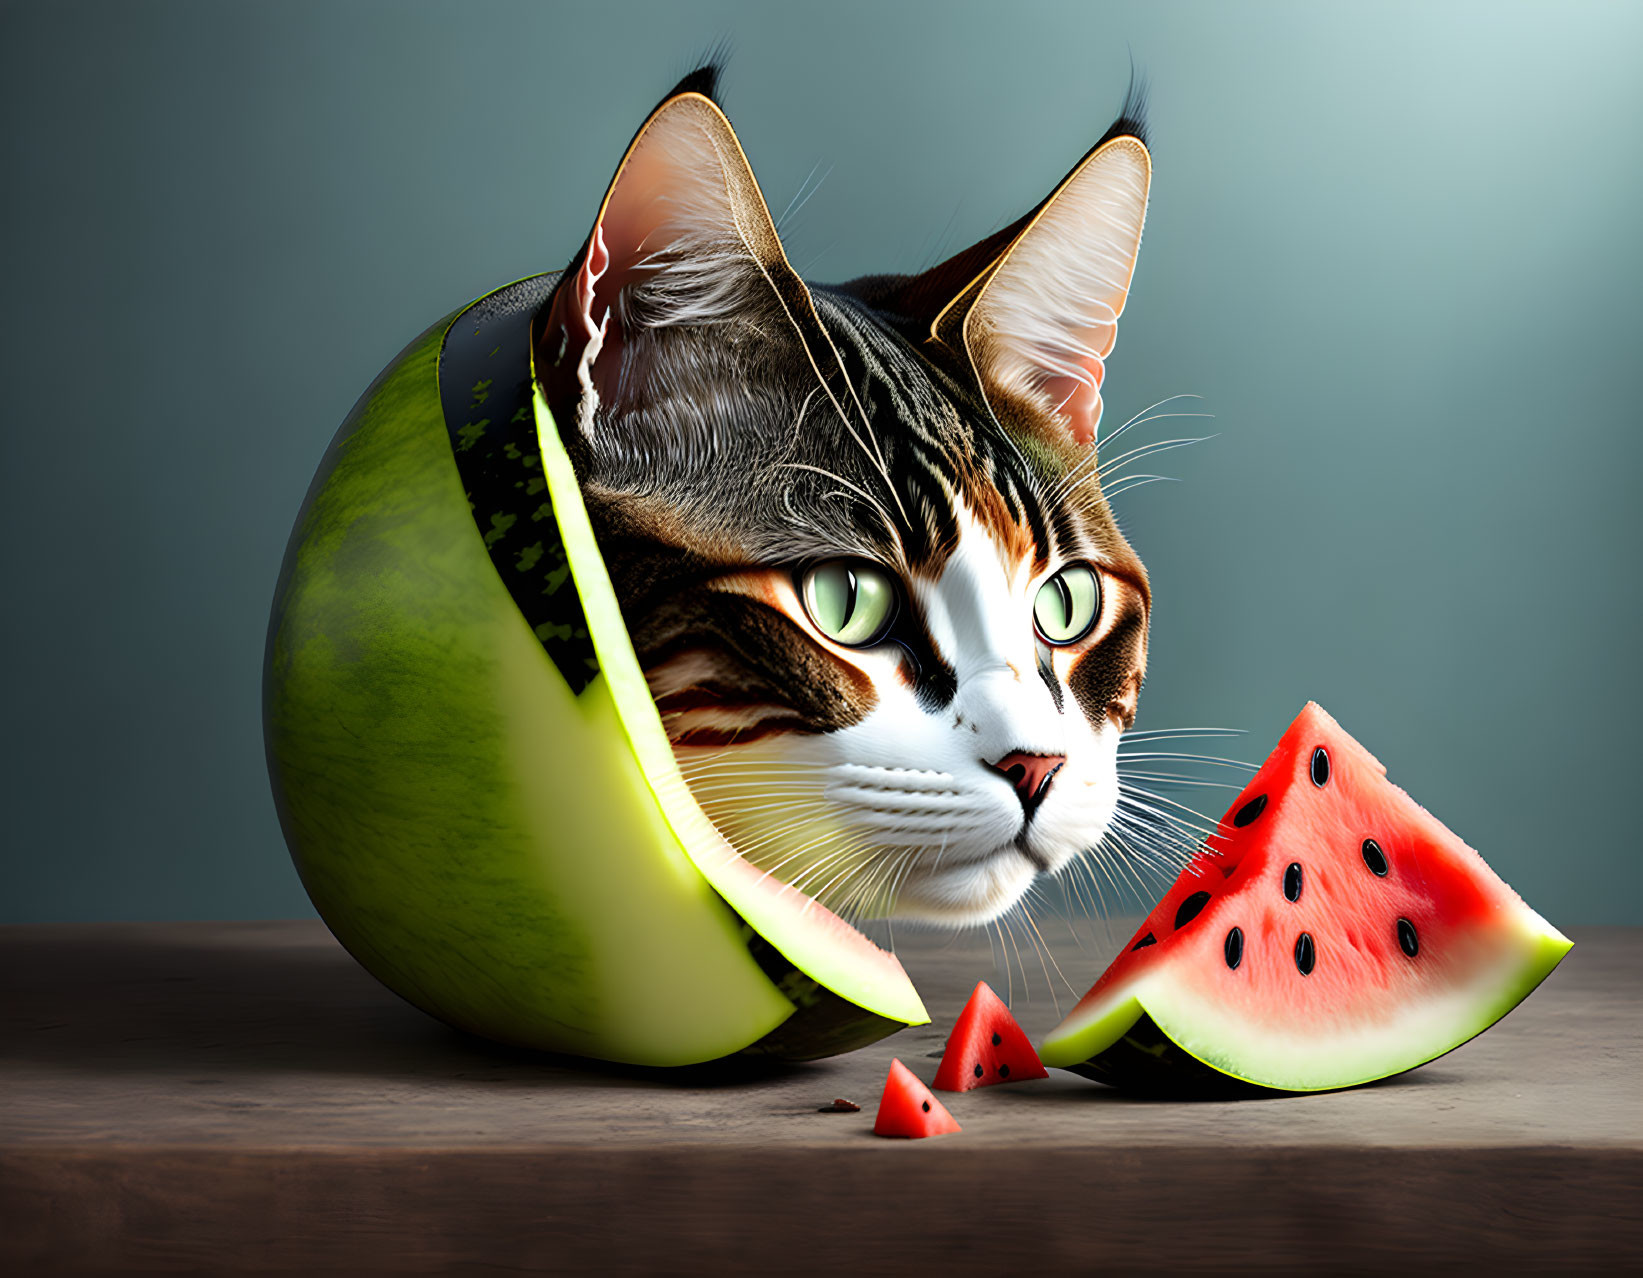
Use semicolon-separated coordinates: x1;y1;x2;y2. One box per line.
987;751;1066;810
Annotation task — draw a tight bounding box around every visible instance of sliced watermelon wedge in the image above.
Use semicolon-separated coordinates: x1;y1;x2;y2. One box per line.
873;1059;962;1138
933;982;1049;1092
1040;703;1572;1093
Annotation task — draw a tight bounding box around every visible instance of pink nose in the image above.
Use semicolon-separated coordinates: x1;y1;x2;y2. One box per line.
988;751;1066;809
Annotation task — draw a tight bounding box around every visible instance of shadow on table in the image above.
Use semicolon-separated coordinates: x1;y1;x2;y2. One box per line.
0;921;811;1089
997;1065;1459;1105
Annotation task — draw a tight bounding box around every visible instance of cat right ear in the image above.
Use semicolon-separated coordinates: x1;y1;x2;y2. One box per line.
534;69;830;438
854;127;1151;449
943;134;1150;447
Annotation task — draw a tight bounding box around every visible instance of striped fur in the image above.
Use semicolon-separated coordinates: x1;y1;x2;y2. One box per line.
538;72;1153;924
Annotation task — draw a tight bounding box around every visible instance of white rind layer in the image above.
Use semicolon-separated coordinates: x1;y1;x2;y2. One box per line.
1040;907;1571;1091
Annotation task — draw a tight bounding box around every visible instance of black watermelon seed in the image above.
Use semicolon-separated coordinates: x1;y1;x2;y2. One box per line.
1283;862;1304;903
974;1064;983;1078
991;1032;1002;1046
1311;747;1330;787
1233;794;1268;827
1398;918;1420;957
1131;933;1157;951
922;1100;931;1112
1224;927;1244;969
1362;838;1389;877
999;1064;1010;1078
1174;891;1213;930
1294;932;1316;975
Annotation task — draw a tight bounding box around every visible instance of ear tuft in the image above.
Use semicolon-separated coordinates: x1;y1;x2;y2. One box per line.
1095;62;1150;151
667;50;727;105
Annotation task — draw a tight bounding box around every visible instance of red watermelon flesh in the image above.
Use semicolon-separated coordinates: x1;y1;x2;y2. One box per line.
933;981;1049;1091
873;1058;962;1138
1040;702;1572;1093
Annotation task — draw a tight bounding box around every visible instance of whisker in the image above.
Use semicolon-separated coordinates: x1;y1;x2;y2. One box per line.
881;849;922;936
984;918;1006;1005
1116;751;1258;771
1101;474;1181;502
1111;814;1213;869
1015;897;1074;1008
797;311;911;534
677;759;824;774
838;842;897;921
1084;837;1136;913
997;910;1029;1007
776;461;901;544
1044;872;1094;953
792;840;883;909
1041;398;1214;511
1108;806;1204;868
1107;816;1198;878
1122;727;1247;742
1119;782;1224;833
1096;435;1217;484
1118;771;1243;791
1059;858;1098;926
1091;832;1161;908
751;827;863;887
737;827;845;876
1095;402;1213;455
1100;392;1206;441
775;160;833;232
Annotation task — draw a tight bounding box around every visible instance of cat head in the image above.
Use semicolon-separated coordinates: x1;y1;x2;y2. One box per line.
534;66;1152;925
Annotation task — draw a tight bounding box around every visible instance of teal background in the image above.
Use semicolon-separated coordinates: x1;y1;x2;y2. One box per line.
2;0;1639;925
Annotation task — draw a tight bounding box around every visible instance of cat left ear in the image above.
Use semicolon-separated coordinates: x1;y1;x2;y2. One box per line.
935;136;1151;447
536;69;840;440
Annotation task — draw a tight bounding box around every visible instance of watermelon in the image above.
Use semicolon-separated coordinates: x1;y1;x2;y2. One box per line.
264;88;933;1069
1040;703;1572;1093
873;1059;962;1138
933;982;1049;1091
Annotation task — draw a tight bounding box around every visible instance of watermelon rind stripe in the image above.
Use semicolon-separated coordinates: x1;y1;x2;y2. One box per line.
436;277;923;1050
267;318;795;1066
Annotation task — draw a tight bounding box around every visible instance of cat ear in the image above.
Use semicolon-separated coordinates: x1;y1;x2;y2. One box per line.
940;135;1151;447
536;70;829;436
847;131;1150;449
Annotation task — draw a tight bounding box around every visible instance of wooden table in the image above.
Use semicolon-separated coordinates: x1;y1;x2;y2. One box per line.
2;921;1637;1274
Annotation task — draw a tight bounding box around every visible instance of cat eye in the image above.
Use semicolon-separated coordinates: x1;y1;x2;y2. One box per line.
799;560;898;647
1033;564;1102;645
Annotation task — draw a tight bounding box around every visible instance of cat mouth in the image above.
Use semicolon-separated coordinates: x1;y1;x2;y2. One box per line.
1013;831;1052;872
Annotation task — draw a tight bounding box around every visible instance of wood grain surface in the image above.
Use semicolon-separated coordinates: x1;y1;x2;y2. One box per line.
2;921;1638;1274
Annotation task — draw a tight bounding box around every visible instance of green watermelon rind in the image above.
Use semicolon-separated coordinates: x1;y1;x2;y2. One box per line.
1040;915;1572;1092
265;295;927;1069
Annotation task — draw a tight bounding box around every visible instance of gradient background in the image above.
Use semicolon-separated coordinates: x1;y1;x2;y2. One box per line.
3;0;1639;926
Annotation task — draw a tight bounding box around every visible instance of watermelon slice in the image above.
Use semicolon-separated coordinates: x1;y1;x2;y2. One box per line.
1040;703;1572;1093
872;1059;962;1138
932;982;1049;1091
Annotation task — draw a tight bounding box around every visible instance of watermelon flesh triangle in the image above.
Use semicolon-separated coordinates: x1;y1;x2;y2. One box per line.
873;1059;962;1138
933;981;1049;1091
1040;703;1572;1093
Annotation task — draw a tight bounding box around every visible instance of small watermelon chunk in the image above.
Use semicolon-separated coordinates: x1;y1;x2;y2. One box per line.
1041;703;1572;1094
933;981;1049;1091
873;1059;962;1138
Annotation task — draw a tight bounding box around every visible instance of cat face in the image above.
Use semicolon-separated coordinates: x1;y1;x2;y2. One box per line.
535;68;1152;925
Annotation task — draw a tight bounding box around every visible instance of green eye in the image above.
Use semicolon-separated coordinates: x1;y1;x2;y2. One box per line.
1034;564;1101;645
800;560;898;646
